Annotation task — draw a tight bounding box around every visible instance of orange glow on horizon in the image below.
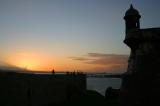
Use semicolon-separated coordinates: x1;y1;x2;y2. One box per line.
5;51;85;72
6;52;55;71
4;51;127;73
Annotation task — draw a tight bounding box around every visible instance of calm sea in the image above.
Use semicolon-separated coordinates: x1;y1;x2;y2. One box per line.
87;77;122;96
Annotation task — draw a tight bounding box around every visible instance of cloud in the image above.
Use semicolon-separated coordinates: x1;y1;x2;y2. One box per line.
86;53;128;65
70;57;93;61
70;53;129;73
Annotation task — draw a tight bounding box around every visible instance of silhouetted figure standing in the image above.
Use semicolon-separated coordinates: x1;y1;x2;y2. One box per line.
105;87;120;100
52;68;55;74
105;87;113;100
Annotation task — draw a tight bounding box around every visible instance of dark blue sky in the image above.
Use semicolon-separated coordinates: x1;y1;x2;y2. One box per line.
0;0;160;72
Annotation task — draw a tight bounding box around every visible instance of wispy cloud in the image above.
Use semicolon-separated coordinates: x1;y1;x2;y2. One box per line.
70;57;93;61
70;53;129;73
86;53;128;65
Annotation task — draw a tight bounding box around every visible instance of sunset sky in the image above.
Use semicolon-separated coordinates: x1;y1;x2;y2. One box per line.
0;0;160;73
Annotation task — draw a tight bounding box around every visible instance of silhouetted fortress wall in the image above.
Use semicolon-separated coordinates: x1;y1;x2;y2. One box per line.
0;71;86;106
120;28;160;105
120;5;160;106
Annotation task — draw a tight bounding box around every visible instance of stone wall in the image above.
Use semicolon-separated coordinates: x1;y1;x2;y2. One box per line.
119;28;160;106
0;71;86;106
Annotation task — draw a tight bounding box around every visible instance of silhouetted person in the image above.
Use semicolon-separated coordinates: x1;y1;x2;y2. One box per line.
105;87;113;100
52;69;55;74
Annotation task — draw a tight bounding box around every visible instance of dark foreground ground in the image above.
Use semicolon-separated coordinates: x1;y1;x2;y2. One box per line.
44;90;119;106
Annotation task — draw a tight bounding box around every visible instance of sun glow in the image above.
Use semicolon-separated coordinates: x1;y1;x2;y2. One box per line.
15;57;38;70
7;52;55;71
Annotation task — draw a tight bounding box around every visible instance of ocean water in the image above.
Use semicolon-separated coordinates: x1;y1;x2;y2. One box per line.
87;77;122;96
